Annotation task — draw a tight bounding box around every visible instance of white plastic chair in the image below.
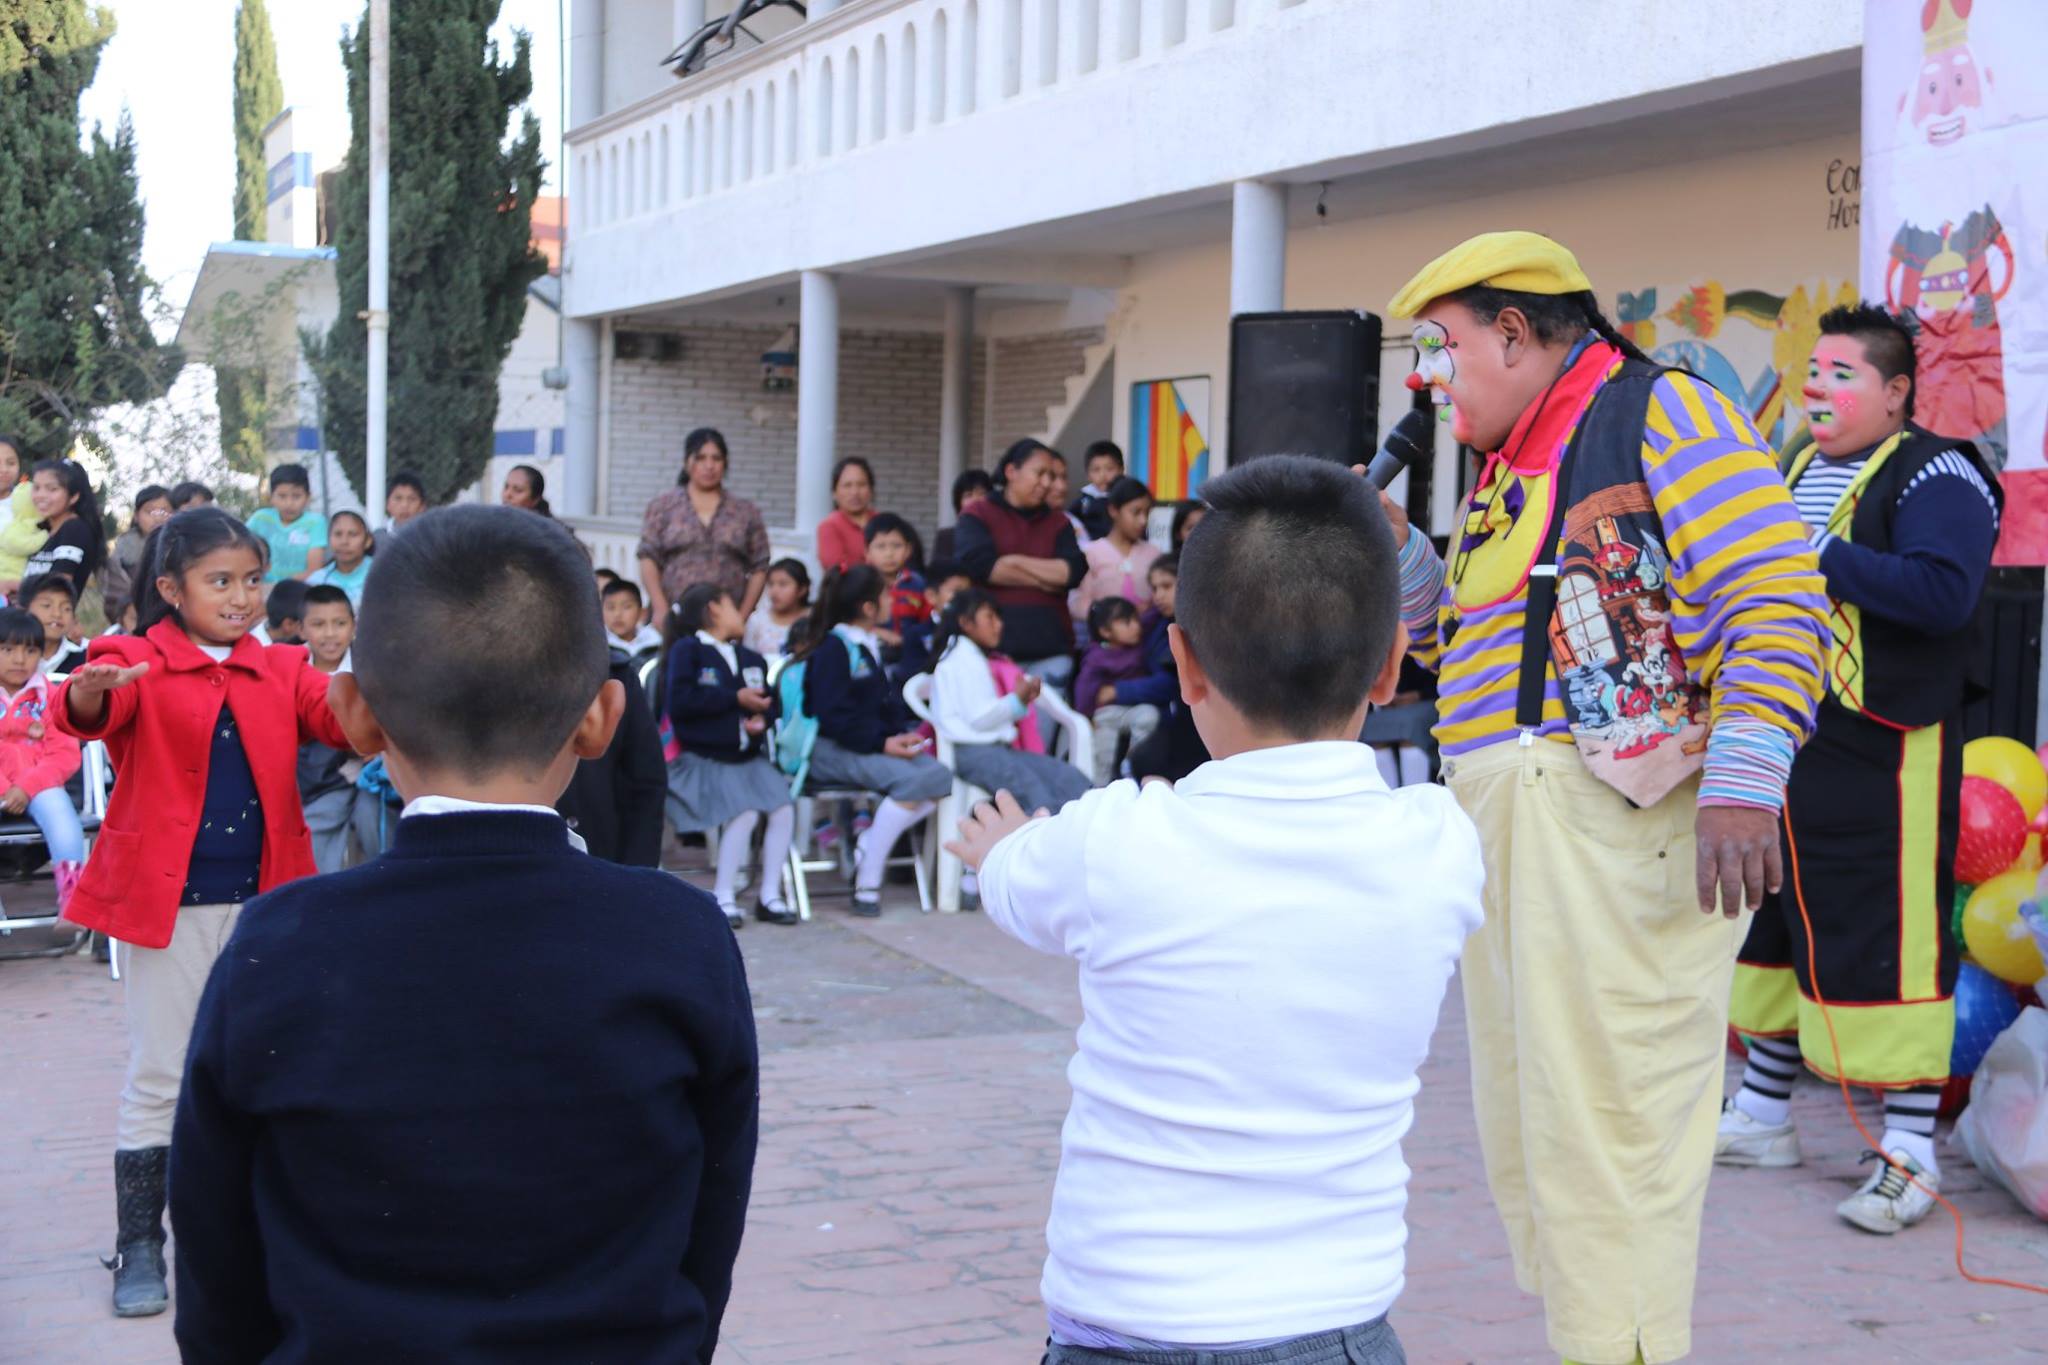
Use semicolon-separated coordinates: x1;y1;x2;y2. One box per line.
902;671;1093;913
0;737;113;974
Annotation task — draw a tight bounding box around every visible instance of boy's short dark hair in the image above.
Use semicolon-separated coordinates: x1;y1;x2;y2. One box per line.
950;468;994;514
1817;301;1919;419
1084;440;1125;468
18;573;77;609
594;566;621;584
863;511;915;546
1175;456;1397;735
388;470;427;498
0;607;43;651
924;557;967;587
302;583;354;617
1148;553;1178;579
168;480;214;510
266;579;310;632
269;463;311;492
1087;595;1140;642
134;483;169;513
355;506;609;778
602;577;642;605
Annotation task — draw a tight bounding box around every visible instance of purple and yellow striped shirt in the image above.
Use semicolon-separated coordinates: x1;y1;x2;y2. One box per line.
1399;368;1828;810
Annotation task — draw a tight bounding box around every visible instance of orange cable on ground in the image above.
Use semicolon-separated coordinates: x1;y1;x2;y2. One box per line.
1782;816;2048;1296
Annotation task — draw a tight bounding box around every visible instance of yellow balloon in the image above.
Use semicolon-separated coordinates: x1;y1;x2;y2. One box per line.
1962;868;2048;986
1965;737;2048;822
2024;834;2046;874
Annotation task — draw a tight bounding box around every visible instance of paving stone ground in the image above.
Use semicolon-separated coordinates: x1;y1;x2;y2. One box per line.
7;856;2048;1363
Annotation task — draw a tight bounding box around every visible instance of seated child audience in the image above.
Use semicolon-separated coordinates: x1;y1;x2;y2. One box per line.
894;559;971;682
246;463;329;584
169;505;758;1363
1123;554;1211;784
104;484;172;621
949;455;1483;1364
1075;597;1162;787
297;585;362;875
1071;476;1160;626
1070;440;1126;543
23;458;107;598
382;469;427;531
306;509;372;608
557;646;667;869
0;606;85;909
167;481;214;512
20;575;86;675
261;579;310;648
743;557;811;659
933;468;995;564
602;576;664;661
797;567;954;916
930;588;1090;816
863;512;928;657
664;583;798;927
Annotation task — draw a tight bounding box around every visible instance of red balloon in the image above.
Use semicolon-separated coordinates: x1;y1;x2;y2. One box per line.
1958;776;2030;884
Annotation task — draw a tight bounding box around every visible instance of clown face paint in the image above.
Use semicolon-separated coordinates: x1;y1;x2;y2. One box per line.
1409;321;1457;425
1803;334;1907;457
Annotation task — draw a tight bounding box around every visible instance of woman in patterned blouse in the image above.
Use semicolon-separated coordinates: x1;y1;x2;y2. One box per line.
635;428;771;627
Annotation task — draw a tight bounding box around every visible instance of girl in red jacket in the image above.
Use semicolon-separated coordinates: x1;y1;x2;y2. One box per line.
0;606;84;907
54;505;352;1320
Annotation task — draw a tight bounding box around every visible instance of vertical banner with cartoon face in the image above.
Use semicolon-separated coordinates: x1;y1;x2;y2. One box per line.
1862;0;2048;563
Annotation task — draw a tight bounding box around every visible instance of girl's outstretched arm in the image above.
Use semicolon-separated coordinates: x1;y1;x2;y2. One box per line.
54;662;150;738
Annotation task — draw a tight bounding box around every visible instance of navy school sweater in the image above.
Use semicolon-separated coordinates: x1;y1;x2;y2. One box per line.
168;810;758;1365
665;635;774;762
799;630;908;754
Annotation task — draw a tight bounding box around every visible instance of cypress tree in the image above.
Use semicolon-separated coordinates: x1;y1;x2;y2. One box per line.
0;1;183;455
217;0;283;474
306;0;546;505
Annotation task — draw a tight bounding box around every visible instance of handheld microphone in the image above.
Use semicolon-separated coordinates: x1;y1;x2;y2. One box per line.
1363;409;1435;491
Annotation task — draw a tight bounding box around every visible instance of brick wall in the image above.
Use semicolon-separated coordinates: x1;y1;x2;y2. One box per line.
605;320;1098;544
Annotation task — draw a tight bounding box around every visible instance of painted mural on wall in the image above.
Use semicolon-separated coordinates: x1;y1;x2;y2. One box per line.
1129;377;1211;501
1863;0;2048;564
1614;279;1861;457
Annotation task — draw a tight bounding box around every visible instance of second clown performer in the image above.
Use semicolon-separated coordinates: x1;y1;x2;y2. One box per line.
1719;303;2001;1233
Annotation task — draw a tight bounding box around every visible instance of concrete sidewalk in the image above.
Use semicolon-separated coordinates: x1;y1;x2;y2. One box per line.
6;868;2048;1363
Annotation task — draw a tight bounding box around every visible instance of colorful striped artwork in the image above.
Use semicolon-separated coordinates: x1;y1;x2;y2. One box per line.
1129;377;1211;501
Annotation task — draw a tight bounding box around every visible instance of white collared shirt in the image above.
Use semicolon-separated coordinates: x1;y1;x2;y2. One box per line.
401;794;564;820
978;742;1485;1343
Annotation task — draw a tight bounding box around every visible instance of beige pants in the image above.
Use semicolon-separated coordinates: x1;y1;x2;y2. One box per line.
117;904;244;1151
1443;739;1742;1365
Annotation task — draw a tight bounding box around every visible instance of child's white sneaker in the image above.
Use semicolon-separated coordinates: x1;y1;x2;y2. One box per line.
1837;1149;1939;1234
1713;1099;1802;1168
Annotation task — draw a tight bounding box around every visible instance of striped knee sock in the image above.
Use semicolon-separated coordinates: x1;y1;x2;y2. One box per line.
1882;1085;1942;1174
1734;1034;1802;1127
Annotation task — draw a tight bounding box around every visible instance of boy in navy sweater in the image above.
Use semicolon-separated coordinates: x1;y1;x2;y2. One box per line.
169;506;758;1363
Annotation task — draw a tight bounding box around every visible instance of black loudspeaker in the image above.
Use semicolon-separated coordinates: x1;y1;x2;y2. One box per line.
1227;310;1381;466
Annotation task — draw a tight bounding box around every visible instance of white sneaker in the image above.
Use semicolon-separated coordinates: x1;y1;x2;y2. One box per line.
1714;1099;1802;1168
1837;1149;1939;1234
719;901;745;930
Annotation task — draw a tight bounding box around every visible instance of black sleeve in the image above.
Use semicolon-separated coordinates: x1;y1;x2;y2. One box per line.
682;930;760;1362
169;952;282;1364
953;511;998;583
613;668;668;868
1818;473;1999;635
1052;521;1086;590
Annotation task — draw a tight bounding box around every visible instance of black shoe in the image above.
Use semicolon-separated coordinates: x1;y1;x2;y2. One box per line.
107;1147;169;1318
753;899;800;926
850;892;882;918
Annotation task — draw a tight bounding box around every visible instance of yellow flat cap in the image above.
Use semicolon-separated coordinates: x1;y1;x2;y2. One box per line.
1387;231;1593;318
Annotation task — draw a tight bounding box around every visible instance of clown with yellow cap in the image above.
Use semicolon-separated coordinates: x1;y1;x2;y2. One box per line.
1384;232;1830;1364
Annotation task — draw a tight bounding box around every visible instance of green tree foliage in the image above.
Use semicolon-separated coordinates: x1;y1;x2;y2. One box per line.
217;0;284;476
0;1;183;456
306;1;546;505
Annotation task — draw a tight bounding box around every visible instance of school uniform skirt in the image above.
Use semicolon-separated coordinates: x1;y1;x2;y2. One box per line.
807;737;953;803
666;751;793;833
951;742;1091;815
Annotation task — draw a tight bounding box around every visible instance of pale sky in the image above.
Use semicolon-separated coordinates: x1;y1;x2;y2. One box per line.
79;0;565;303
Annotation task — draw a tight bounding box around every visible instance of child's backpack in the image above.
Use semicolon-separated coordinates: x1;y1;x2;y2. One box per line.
770;633;861;791
354;754;405;854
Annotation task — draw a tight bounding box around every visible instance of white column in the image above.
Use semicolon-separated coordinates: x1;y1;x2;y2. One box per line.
938;287;976;527
1229;179;1287;315
571;0;606;125
796;271;840;535
673;0;704;46
365;0;390;512
561;320;602;517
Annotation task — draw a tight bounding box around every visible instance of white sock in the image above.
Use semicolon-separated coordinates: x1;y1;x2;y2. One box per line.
757;805;795;907
714;810;760;906
961;870;979;896
1397;747;1431;787
1881;1129;1939;1175
1883;1085;1942;1174
857;798;931;893
1371;746;1398;787
1734;1034;1801;1127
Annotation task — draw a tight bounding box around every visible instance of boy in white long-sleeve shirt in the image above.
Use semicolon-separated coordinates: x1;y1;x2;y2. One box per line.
950;456;1484;1365
928;586;1091;816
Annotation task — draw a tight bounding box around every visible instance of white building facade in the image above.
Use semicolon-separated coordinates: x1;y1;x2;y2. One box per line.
559;0;1866;569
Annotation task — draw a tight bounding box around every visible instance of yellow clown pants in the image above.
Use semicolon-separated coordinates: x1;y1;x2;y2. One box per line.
1445;739;1743;1365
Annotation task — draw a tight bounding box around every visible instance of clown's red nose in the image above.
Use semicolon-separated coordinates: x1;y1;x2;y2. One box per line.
1404;372;1425;391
